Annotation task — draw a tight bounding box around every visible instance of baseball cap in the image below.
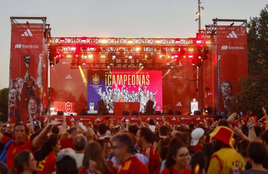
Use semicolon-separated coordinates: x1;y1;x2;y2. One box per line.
56;148;76;163
191;128;205;146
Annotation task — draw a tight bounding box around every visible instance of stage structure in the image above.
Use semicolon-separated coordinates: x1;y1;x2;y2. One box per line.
8;16;248;124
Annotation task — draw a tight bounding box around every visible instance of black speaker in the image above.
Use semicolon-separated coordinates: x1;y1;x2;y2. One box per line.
57;111;64;116
80;110;88;115
131;111;139;115
97;100;108;115
145;100;154;115
194;110;202;115
174;110;182;115
167;110;174;115
122;111;129;115
153;111;161;115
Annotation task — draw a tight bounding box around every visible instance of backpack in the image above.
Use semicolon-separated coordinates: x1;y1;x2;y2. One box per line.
0;139;14;162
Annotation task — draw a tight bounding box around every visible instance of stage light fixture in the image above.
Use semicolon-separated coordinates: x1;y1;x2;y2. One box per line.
129;56;133;59
101;39;108;44
101;55;106;58
188;48;194;52
188;55;194;58
66;54;72;58
112;55;116;60
127;40;133;44
191;60;196;66
88;54;93;59
206;40;211;45
155;40;161;44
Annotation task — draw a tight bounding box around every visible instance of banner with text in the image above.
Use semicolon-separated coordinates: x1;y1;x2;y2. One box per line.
9;24;44;123
217;26;248;112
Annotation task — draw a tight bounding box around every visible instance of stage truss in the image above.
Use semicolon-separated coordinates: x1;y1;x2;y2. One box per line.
48;36;214;70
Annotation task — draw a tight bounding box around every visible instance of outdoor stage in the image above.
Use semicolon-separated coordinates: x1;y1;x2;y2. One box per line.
51;114;218;125
8;17;247;124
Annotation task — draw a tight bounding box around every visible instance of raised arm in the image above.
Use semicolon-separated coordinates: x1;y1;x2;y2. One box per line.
32;120;60;148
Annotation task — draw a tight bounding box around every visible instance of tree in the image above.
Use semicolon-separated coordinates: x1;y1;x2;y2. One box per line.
0;88;9;122
248;5;268;75
231;5;268;116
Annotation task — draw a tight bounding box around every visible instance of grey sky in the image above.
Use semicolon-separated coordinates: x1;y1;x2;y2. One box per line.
0;0;267;89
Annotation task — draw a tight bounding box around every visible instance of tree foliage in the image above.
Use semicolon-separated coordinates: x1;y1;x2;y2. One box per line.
231;5;268;116
0;88;9;122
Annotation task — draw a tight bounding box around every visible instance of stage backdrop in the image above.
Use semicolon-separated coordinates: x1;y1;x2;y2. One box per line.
9;24;45;123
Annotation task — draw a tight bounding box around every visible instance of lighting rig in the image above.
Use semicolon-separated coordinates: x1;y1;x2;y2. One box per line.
48;37;212;70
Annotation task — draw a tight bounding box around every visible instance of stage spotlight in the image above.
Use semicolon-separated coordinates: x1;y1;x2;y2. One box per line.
112;55;116;60
50;60;54;66
188;48;194;52
127;40;133;44
155;40;161;44
136;47;141;52
66;54;72;58
129;56;133;59
191;60;196;66
101;55;106;58
88;54;93;59
101;39;108;44
188;55;194;58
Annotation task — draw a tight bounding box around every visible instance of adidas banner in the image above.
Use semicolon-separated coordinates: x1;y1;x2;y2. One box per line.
217;26;248;112
9;24;45;123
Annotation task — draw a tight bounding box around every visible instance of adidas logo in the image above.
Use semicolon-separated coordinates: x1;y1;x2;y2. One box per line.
146;117;150;121
176;102;182;107
171;117;176;121
70;118;75;121
65;74;72;80
21;29;33;37
15;44;22;48
121;117;125;121
226;31;238;38
96;118;101;121
196;117;201;121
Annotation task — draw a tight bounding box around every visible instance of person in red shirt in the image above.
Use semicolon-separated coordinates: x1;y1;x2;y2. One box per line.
111;133;149;174
137;127;160;174
0;121;60;169
161;138;191;174
37;135;61;174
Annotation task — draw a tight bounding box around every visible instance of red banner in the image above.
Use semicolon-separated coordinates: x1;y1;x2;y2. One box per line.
216;26;248;113
9;24;45;123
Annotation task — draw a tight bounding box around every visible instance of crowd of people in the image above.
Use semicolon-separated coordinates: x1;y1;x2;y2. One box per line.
1;107;268;174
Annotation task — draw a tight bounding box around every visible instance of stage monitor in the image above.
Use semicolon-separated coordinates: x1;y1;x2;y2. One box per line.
122;111;130;115
153;111;161;115
175;110;182;115
57;111;64;116
131;111;139;115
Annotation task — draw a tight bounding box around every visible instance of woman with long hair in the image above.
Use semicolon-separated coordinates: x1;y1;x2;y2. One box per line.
97;139;113;160
37;135;61;174
80;142;117;174
10;150;37;174
161;138;191;174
